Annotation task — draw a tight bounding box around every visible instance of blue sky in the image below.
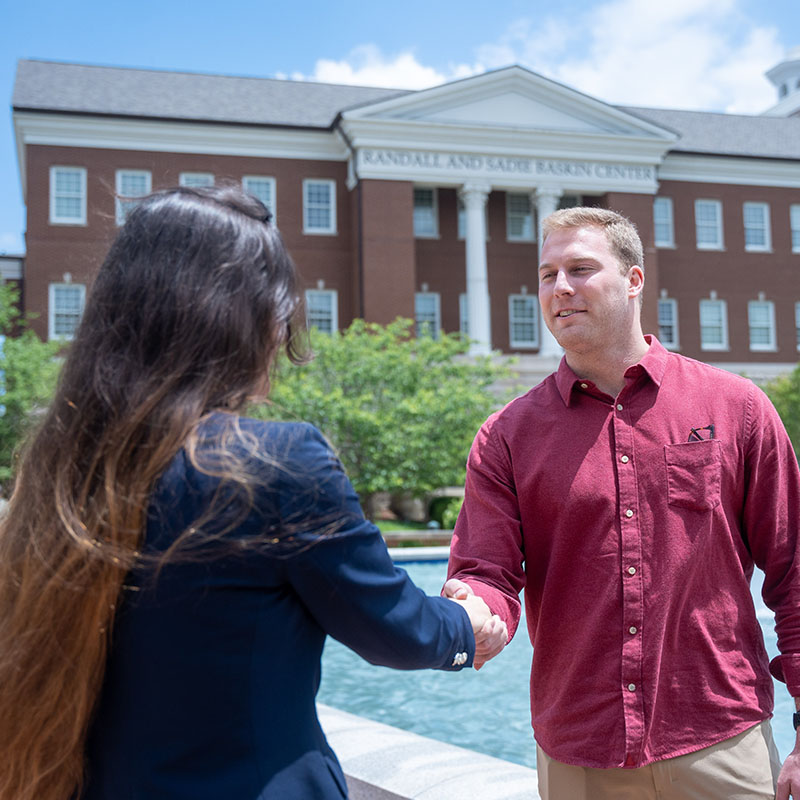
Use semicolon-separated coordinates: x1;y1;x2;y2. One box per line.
2;0;799;254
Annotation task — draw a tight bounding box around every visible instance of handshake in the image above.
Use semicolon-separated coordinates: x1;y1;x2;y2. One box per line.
444;578;508;670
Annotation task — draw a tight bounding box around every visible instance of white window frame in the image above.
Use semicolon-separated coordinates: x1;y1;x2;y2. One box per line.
795;302;800;351
48;283;86;341
242;176;277;222
699;298;729;351
695;199;724;250
747;299;776;351
743;202;771;252
790;205;800;254
115;169;152;226
657;297;680;349
653;197;675;248
303;179;337;235
49;166;87;225
459;293;469;337
305;289;338;334
508;294;539;349
179;172;214;188
505;193;535;242
413;187;438;238
414;292;441;339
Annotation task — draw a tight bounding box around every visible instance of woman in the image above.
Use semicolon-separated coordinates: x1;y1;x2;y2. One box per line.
0;186;498;800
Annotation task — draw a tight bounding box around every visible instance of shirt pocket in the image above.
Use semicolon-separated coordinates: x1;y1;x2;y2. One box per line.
664;440;722;511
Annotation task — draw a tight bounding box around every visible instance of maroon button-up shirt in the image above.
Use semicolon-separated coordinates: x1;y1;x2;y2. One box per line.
448;337;800;768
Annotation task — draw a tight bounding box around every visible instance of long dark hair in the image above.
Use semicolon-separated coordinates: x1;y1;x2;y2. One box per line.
0;185;307;800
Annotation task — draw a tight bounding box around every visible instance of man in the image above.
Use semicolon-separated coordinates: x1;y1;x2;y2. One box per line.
445;207;800;799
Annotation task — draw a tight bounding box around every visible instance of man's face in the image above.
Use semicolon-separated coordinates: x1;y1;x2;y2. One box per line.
538;225;643;355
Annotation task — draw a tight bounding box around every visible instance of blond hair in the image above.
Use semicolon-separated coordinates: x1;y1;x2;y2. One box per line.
542;207;644;274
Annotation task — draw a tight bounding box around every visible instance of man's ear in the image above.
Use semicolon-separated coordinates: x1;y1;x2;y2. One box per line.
627;265;644;299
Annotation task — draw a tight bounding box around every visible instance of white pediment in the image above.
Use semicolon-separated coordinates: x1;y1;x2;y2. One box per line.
342;66;674;141
420;90;609;132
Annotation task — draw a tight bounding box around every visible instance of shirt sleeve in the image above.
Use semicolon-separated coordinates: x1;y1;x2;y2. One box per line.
447;419;525;640
741;385;800;695
278;424;476;672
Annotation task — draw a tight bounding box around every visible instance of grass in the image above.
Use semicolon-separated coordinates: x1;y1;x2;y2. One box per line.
374;519;431;532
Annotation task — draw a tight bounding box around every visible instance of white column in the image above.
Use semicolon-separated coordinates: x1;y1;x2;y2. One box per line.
460;181;492;356
534;186;564;358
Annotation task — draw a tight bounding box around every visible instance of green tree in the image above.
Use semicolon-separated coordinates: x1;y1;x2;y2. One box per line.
765;364;800;459
254;318;510;516
0;284;62;484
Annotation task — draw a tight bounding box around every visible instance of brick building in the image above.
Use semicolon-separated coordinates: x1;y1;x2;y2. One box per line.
11;53;800;380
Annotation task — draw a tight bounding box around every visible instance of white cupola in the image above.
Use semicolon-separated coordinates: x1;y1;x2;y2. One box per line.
763;45;800;117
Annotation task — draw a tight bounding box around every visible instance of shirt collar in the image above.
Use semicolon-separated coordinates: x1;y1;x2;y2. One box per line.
554;334;668;407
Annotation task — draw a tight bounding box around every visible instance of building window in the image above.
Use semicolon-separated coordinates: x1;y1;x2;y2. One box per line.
695;199;724;250
658;297;679;349
653;197;674;247
699;297;728;351
415;292;440;338
242;176;276;220
508;294;539;348
179;172;214;187
48;283;86;340
413;188;438;238
459;293;469;337
790;205;800;253
506;193;535;241
795;303;800;351
748;299;776;351
49;166;87;225
303;179;336;234
743;202;771;252
115;170;151;225
305;289;337;334
558;194;582;210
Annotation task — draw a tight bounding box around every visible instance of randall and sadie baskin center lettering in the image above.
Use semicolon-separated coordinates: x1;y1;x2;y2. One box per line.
357;148;657;189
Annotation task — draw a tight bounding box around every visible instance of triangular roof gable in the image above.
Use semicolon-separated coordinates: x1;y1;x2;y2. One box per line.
342;65;675;141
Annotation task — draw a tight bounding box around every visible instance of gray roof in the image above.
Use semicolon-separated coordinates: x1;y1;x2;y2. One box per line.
12;59;407;129
620;105;800;160
12;60;800;161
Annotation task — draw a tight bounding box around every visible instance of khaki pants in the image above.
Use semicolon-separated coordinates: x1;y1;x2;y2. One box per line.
537;720;782;800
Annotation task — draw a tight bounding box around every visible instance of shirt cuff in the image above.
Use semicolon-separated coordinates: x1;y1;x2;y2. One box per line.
770;654;800;696
460;578;521;641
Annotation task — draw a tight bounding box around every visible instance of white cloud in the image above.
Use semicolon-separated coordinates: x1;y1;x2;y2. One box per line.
478;0;784;113
0;232;24;255
280;0;784;112
302;44;481;90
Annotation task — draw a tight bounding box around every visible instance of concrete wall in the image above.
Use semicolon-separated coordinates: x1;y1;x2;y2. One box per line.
319;704;540;800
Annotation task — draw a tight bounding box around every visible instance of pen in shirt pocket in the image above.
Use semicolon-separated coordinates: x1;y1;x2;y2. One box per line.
687;424;715;442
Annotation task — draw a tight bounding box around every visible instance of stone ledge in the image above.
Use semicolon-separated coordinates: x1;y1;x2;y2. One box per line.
319;704;540;800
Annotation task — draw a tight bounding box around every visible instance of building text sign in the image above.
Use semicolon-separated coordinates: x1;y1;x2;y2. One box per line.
357;148;657;192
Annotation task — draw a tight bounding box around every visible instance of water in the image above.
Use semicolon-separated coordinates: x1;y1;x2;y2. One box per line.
318;561;796;769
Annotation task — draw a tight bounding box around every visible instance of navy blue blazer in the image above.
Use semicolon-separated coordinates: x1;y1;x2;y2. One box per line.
83;415;474;799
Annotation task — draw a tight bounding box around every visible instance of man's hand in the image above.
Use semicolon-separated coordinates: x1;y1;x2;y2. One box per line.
777;743;800;799
444;578;508;669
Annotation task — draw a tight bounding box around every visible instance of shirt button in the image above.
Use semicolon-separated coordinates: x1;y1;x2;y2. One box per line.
627;566;637;575
620;455;629;463
629;626;638;635
627;683;636;692
580;383;588;389
625;509;634;518
616;403;624;411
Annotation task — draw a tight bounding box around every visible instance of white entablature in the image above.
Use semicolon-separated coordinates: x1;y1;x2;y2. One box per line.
338;66;677;194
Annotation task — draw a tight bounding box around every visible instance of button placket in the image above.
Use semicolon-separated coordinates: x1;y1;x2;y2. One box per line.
614;401;646;759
